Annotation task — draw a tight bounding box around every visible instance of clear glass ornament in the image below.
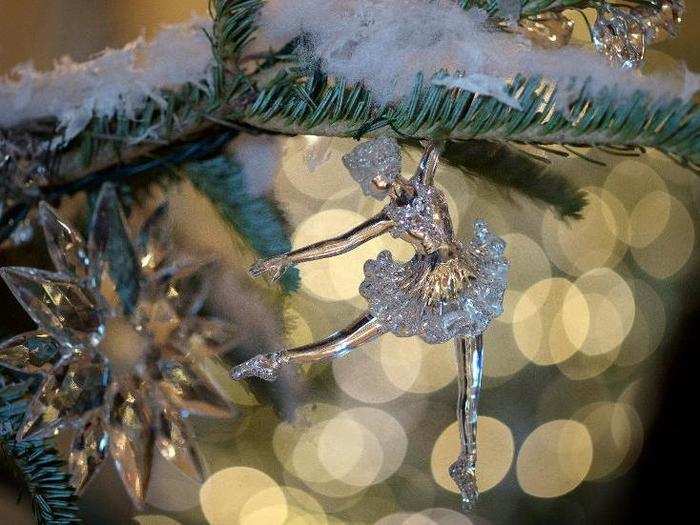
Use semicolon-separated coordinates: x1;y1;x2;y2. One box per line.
232;139;509;510
0;184;237;508
638;0;685;45
593;5;647;70
518;12;574;49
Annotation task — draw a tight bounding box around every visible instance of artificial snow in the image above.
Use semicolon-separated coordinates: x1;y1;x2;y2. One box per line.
1;1;696;147
432;73;523;110
0;16;213;144
228;133;283;197
253;0;696;107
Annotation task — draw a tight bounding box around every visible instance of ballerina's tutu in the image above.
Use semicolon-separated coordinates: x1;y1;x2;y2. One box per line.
359;220;509;344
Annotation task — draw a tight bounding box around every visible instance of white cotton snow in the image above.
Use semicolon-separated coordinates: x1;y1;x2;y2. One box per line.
432;73;523;110
228;133;283;197
253;0;695;107
0;16;213;144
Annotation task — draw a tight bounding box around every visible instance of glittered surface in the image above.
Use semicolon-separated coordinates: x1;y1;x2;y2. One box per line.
1;2;699;524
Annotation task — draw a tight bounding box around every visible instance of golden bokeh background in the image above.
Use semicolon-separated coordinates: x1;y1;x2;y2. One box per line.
1;2;699;524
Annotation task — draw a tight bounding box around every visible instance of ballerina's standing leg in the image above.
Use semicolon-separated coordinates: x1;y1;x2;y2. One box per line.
450;334;484;510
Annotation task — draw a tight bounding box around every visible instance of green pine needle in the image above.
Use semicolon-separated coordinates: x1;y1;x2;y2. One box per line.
428;139;588;218
185;154;300;293
0;373;81;525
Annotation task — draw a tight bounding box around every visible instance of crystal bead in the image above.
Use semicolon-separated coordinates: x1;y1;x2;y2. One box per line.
154;398;206;482
518;12;574;49
108;377;154;508
18;354;110;440
136;202;172;273
157;352;234;418
593;6;647;69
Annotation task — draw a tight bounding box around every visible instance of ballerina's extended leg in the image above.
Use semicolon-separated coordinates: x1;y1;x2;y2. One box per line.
230;313;387;381
449;334;484;510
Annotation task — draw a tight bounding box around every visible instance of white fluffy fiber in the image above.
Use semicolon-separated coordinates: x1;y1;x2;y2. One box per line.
0;16;213;144
228;133;283;197
254;0;696;107
1;1;696;146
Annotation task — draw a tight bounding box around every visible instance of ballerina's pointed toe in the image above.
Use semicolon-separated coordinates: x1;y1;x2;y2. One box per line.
230;351;288;382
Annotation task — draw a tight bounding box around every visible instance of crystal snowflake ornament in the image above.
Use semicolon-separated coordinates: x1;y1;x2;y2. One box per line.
0;183;237;508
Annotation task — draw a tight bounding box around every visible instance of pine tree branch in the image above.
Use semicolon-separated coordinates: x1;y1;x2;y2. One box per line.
185;155;300;293
0;129;237;244
0;372;80;524
2;0;697;191
417;139;589;218
232;72;700;169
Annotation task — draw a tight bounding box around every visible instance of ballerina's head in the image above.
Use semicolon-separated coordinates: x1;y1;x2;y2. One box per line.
342;137;403;200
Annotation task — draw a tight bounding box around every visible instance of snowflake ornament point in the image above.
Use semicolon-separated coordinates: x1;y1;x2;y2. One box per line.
37;200;91;278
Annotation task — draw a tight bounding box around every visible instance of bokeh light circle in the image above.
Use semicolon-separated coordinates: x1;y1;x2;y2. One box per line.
604;160;667;213
379;334;456;394
628;191;672;248
574;268;636;355
516;420;593;498
281;136;355;200
513;278;590;365
502;233;551;291
293;209;377;301
146;453;201;512
376;509;475;525
616;279;666;367
200;467;287;525
574;402;644;481
483;318;530;379
134;516;182;525
631;194;695;279
541;188;627;276
333;341;407;403
317;416;384;487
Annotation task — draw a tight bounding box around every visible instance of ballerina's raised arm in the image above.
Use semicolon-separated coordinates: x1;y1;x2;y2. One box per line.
249;212;393;282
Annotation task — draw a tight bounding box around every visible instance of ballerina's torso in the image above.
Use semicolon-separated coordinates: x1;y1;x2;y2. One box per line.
385;178;459;258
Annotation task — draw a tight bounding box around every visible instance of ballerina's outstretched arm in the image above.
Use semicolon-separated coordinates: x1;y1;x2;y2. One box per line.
249;212;393;282
230;312;387;381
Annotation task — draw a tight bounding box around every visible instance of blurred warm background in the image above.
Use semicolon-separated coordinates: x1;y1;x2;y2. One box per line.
1;2;698;524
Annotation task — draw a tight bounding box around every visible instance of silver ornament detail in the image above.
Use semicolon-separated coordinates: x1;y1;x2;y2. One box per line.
638;0;685;45
518;12;574;49
593;5;647;70
1;131;54;247
593;1;686;70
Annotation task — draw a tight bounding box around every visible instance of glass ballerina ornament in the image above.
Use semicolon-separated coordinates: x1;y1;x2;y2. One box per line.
0;183;237;508
231;138;509;509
